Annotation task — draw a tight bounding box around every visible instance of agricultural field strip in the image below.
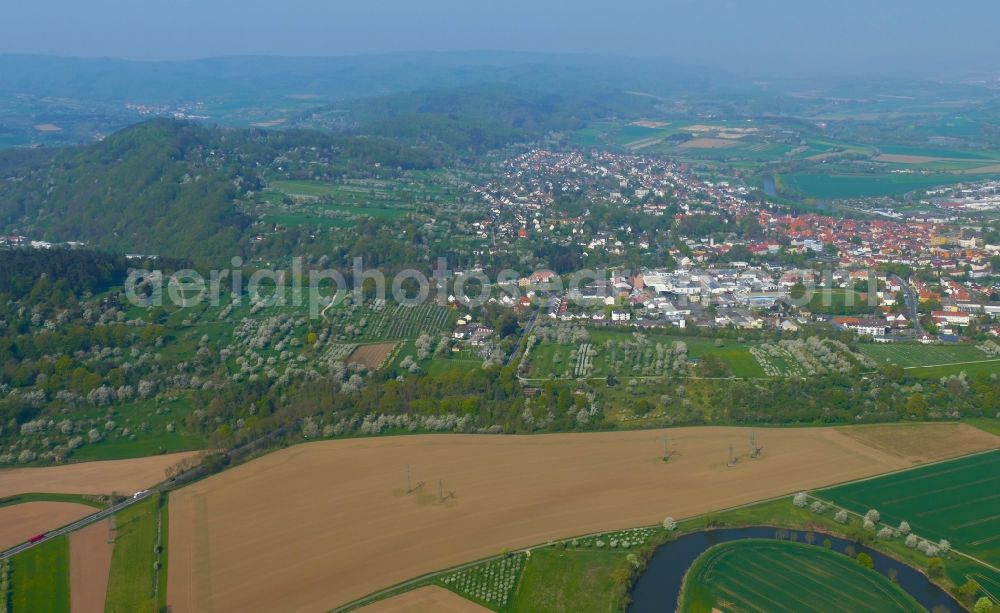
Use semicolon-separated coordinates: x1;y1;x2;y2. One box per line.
699;543;916;613
0;490;152;560
814;451;1000;564
331;438;984;611
903;359;1000;370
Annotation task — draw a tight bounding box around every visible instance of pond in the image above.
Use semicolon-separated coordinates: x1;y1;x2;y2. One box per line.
628;527;961;612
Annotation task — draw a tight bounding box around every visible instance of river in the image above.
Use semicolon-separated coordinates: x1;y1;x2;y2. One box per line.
628;527;961;612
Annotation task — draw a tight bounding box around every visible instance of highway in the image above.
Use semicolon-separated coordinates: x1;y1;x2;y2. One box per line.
0;490;152;560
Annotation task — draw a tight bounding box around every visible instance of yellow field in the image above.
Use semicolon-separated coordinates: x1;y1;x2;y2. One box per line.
167;424;996;612
0;451;202;498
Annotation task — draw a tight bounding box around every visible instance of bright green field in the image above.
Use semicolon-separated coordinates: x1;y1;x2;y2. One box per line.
105;494;163;613
818;451;1000;566
510;548;623;612
903;360;1000;379
858;343;992;368
11;536;70;613
783;172;997;199
69;396;208;462
681;539;922;613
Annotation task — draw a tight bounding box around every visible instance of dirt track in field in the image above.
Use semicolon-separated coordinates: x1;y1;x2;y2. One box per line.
167;424;998;613
0;502;94;549
356;586;488;613
0;451;202;498
70;520;114;613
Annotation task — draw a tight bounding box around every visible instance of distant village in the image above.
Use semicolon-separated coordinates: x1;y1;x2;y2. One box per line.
461;149;1000;344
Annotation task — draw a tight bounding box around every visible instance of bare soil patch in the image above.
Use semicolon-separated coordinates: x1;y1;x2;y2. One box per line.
0;451;202;498
836;422;995;463
356;586;488;613
70;519;114;613
0;502;93;549
250;119;287;128
630;120;669;129
874;154;942;164
959;163;1000;174
349;342;398;369
167;424;996;612
679;138;739;149
33;123;62;132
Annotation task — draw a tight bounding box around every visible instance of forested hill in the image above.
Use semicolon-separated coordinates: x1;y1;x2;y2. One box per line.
299;82;661;152
0;119;444;258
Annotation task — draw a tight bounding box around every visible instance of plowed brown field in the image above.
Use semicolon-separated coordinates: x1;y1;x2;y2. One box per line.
0;502;93;549
167;424;998;613
0;451;202;498
69;520;114;613
356;586;489;613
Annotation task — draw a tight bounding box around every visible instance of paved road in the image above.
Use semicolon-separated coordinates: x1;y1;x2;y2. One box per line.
505;298;544;367
0;490;152;560
0;417;299;560
891;274;923;335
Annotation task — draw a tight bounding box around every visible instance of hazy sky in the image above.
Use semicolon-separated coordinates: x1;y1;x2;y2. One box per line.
2;0;997;76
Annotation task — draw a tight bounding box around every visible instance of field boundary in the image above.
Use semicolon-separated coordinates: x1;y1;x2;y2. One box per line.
330;446;1000;612
903;358;1000;370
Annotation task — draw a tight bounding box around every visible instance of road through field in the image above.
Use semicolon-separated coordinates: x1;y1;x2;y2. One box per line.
167;424;997;612
0;502;94;549
0;451;202;498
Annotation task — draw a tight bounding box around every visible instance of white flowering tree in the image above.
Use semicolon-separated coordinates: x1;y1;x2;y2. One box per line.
662;517;677;531
793;492;808;508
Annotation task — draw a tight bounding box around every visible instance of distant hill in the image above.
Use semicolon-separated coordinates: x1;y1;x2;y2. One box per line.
0;52;732;103
0;52;737;147
301;82;662;152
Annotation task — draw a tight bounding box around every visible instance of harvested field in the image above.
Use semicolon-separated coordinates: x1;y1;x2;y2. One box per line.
0;451;202;498
874;154;942;164
629;120;669;128
678;138;739;149
837;422;995;462
167;424;997;612
0;502;93;549
348;342;398;369
69;520;114;613
960;163;1000;174
357;586;487;613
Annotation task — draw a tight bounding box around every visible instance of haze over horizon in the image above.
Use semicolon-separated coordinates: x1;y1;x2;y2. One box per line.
2;0;998;79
